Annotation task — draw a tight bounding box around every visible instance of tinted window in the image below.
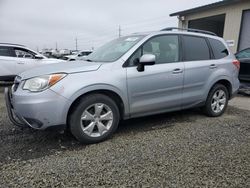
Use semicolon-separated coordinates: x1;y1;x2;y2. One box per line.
143;35;179;64
208;38;228;59
127;35;179;66
127;48;142;66
0;46;15;57
182;36;210;61
236;48;250;59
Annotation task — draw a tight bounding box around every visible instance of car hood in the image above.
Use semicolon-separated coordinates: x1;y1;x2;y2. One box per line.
19;61;102;80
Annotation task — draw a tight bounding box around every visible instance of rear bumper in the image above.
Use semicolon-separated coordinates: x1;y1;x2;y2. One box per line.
231;78;240;99
5;87;70;130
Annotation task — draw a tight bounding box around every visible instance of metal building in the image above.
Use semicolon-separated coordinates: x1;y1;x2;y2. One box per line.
170;0;250;53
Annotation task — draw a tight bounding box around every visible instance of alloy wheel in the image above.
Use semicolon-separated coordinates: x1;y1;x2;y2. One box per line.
80;103;113;137
211;89;226;113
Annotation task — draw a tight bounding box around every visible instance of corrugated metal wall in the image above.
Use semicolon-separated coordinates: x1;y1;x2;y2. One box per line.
238;10;250;51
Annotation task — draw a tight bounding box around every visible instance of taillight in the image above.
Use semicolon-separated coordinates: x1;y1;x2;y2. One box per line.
233;60;240;70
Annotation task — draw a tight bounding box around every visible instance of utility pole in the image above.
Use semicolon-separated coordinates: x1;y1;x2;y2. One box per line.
118;25;121;38
75;37;78;51
55;42;58;50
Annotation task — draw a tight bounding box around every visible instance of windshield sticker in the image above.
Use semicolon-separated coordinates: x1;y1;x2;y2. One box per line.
125;37;139;42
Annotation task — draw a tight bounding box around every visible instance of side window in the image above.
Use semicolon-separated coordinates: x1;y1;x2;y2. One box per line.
142;35;179;64
0;46;15;57
14;48;35;59
127;48;142;66
127;35;179;66
182;35;210;61
236;48;250;59
208;38;229;59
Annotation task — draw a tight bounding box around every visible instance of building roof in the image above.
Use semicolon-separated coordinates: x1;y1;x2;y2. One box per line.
170;0;243;16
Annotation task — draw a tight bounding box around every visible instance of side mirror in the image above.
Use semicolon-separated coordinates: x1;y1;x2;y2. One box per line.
35;54;44;59
137;54;156;72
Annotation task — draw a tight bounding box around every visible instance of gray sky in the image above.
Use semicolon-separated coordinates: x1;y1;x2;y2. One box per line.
0;0;218;51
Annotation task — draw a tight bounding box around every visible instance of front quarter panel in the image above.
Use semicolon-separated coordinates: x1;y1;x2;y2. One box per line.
50;62;129;121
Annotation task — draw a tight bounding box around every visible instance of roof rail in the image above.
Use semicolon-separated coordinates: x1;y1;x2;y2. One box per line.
161;27;217;36
0;43;25;47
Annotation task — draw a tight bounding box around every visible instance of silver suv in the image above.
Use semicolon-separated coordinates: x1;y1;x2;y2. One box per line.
5;28;240;144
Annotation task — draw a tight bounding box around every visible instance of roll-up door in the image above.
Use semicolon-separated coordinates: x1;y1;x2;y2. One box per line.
239;10;250;51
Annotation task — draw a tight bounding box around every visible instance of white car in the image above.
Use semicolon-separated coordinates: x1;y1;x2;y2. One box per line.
0;43;65;81
63;50;92;61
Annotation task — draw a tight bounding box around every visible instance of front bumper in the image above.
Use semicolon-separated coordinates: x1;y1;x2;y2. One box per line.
5;87;27;128
5;86;70;130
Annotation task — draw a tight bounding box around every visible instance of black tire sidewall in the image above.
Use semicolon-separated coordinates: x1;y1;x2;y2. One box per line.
204;84;229;117
70;94;120;144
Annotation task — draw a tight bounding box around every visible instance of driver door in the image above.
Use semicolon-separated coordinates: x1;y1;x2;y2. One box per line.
126;35;184;117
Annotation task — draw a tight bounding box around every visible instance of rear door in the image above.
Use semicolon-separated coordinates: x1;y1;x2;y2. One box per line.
181;35;214;108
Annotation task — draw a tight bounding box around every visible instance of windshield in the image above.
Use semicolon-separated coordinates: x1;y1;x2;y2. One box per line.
86;35;144;62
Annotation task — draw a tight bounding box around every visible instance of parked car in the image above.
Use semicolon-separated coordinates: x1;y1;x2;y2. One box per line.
63;50;92;61
235;48;250;82
0;43;65;81
5;28;240;144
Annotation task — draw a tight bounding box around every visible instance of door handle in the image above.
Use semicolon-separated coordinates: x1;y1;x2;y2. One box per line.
172;68;183;74
210;64;217;69
17;62;24;65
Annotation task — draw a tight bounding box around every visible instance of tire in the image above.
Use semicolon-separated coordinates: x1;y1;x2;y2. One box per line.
203;84;229;117
69;94;120;144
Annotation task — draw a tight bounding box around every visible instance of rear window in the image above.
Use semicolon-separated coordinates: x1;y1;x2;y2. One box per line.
208;38;228;59
182;35;210;61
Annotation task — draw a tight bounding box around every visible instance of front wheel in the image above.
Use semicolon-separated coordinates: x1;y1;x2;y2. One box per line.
203;84;229;117
69;94;120;144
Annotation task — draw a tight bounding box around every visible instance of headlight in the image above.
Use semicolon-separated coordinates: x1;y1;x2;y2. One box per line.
23;73;67;92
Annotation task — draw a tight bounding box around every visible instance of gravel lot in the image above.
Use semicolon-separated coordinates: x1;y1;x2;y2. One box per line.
0;87;249;187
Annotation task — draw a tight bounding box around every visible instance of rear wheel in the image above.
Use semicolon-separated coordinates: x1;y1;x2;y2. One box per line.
69;94;120;144
203;84;229;117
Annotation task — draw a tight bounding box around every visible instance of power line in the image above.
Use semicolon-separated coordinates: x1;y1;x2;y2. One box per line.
43;16;176;50
75;17;174;39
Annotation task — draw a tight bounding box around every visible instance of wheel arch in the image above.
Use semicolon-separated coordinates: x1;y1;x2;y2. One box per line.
207;78;233;99
66;87;128;127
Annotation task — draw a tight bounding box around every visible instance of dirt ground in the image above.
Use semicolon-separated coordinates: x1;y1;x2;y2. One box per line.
0;87;249;187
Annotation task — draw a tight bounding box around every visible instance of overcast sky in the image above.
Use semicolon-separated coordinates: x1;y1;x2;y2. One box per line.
0;0;219;51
